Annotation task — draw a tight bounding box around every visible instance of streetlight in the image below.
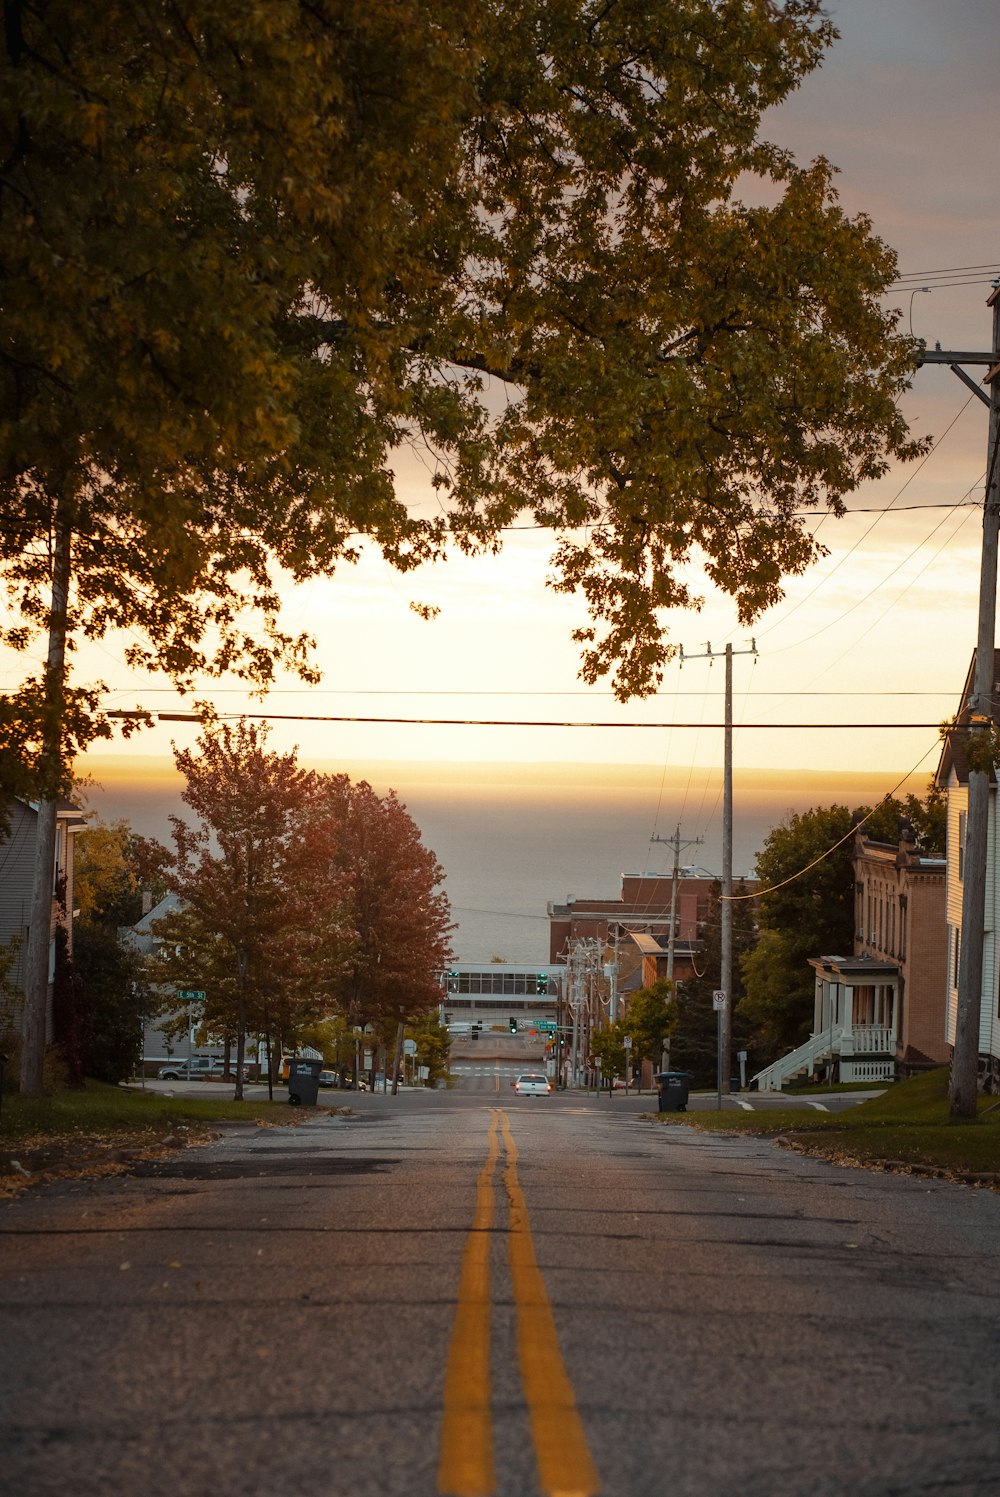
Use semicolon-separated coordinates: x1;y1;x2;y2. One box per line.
909;286;931;338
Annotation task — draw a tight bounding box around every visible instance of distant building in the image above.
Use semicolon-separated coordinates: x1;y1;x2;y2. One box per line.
122;891;201;1073
440;962;561;1033
547;870;730;983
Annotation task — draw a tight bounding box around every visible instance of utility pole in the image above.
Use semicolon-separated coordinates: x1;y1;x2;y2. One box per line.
651;825;704;979
919;294;1000;1116
679;639;757;1094
605;923;621;1023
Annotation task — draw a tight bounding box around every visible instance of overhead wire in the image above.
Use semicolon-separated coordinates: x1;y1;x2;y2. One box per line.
724;740;943;902
104;707;954;729
765;472;982;658
752;393;978;645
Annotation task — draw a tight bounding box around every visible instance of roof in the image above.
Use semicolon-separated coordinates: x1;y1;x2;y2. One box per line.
629;933;667;956
808;953;900;980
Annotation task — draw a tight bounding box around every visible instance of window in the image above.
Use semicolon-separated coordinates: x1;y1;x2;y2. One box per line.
958;810;967;882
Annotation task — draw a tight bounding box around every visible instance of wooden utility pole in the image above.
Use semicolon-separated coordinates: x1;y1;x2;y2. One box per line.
920;297;1000;1116
651;825;704;979
20;517;72;1097
678;639;757;1094
949;292;1000;1117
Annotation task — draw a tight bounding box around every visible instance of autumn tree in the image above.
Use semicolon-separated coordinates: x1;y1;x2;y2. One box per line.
153;720;346;1099
307;775;454;1042
6;3;926;1090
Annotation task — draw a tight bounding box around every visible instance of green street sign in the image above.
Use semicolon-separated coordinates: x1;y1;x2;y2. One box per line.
178;990;205;1001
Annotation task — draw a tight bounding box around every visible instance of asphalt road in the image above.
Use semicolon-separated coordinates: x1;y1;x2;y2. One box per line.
3;1087;999;1497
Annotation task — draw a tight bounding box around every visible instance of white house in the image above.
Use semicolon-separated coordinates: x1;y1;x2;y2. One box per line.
935;648;1000;1092
0;797;87;1045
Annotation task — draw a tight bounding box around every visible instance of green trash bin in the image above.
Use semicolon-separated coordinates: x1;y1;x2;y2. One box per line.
654;1071;690;1112
287;1058;323;1105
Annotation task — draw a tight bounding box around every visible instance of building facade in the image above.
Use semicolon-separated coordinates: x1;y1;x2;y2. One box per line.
547;870;721;980
936;648;1000;1090
755;825;947;1091
0;798;86;1046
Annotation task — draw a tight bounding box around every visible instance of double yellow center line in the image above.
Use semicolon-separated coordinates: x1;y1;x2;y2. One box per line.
437;1109;600;1497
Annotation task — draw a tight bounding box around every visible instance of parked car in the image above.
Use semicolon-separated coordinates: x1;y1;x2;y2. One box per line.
318;1070;340;1088
157;1057;249;1081
512;1073;552;1096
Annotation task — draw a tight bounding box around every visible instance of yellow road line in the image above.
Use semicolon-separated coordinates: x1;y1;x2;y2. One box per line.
438;1111;500;1496
500;1111;601;1497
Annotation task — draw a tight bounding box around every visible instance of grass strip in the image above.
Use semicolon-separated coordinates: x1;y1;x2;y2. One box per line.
653;1069;1000;1182
0;1080;345;1196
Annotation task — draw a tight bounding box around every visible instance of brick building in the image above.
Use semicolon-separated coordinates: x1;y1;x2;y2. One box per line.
757;823;947;1090
547;870;719;983
850;825;947;1071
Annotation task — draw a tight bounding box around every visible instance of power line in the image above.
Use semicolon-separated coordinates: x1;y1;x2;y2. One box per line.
96;687;963;699
104;708;953;730
893;262;1000;278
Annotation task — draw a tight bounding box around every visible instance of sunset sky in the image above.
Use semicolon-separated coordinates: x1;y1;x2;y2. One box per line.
8;0;1000;804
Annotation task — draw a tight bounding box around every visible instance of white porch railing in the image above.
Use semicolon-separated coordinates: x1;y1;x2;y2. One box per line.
750;1023;894;1092
849;1024;894;1054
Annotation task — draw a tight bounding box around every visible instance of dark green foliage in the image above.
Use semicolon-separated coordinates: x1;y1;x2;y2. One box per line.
862;784;946;859
70;921;145;1084
66;821;153;1083
409;1011;452;1089
671;881;758;1087
624;980;679;1068
740;805;856;1062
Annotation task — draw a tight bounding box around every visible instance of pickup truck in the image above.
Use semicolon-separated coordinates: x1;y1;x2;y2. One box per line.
156;1057;249;1081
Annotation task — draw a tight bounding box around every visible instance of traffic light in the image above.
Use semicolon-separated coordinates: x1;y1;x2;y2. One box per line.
535;972;548;993
509;1015;518;1034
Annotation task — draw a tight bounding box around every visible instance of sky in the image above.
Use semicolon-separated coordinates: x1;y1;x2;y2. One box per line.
6;0;1000;951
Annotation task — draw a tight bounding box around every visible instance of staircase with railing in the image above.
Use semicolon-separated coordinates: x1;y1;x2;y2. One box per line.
751;1024;894;1092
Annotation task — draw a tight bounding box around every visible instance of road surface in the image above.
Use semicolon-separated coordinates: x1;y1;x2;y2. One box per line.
2;1087;998;1496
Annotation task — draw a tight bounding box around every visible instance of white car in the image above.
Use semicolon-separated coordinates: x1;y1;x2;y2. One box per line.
512;1073;552;1096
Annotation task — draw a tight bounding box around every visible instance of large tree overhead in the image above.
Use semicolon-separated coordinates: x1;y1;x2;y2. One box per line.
3;0;923;721
5;1;923;1088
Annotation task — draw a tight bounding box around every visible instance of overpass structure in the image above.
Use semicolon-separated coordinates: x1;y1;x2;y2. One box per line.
440;962;562;1037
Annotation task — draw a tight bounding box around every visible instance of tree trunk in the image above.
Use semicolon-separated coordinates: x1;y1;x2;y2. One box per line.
234;948;247;1102
20;518;72;1097
390;1018;405;1096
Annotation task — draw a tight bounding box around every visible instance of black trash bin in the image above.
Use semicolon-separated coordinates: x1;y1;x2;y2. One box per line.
654;1071;691;1112
287;1058;323;1105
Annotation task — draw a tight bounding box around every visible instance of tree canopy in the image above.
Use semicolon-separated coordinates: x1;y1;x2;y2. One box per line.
2;0;924;761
